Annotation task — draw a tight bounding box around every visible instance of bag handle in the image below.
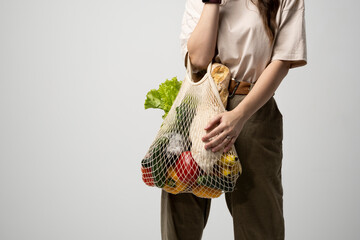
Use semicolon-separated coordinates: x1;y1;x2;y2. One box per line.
186;52;213;85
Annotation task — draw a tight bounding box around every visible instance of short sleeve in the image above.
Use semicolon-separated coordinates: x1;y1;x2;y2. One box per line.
179;0;202;68
270;0;307;69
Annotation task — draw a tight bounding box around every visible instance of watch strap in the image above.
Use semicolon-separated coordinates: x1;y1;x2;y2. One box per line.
202;0;222;4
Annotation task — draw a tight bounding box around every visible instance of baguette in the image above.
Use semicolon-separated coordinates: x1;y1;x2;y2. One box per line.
210;63;231;107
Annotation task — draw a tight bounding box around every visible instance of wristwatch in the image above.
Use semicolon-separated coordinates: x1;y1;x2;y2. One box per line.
202;0;222;4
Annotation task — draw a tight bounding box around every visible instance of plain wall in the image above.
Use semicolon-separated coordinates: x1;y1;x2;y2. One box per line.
0;0;359;239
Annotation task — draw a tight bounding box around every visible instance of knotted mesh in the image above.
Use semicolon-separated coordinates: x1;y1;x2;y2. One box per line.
141;57;242;199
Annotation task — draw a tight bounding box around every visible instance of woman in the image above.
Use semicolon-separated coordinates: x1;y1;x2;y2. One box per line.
161;0;307;239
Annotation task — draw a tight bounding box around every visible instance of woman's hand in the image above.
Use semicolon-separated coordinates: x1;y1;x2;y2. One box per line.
201;109;247;153
201;60;291;153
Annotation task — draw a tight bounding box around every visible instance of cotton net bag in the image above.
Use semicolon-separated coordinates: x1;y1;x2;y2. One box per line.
141;54;242;199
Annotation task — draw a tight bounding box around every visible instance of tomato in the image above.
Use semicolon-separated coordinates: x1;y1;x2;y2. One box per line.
141;167;155;186
175;151;199;183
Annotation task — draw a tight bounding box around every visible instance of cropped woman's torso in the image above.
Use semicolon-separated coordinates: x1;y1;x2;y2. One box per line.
181;0;307;84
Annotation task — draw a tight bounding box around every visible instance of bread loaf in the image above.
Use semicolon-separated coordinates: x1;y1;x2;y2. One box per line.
210;63;231;107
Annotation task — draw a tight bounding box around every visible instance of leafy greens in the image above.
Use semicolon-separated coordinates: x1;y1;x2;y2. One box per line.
144;77;182;119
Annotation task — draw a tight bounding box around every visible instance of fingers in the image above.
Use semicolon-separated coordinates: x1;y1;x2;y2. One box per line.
223;137;236;153
202;123;224;143
204;114;222;131
204;130;229;151
202;115;225;142
202;111;240;152
211;135;234;153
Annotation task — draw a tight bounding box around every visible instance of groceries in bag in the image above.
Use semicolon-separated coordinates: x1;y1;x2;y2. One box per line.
141;56;242;198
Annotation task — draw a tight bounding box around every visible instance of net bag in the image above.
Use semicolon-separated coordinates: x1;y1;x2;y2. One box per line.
141;54;242;199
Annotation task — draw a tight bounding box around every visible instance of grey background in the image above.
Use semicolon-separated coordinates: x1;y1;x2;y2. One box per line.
0;0;359;239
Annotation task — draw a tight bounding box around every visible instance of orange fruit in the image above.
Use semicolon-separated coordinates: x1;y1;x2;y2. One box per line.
162;166;188;195
192;185;222;199
163;181;187;195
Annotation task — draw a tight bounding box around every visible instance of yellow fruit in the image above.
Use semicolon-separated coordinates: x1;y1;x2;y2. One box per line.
167;166;179;181
220;153;237;166
222;168;232;177
192;185;222;199
163;166;188;195
163;181;187;195
231;162;241;175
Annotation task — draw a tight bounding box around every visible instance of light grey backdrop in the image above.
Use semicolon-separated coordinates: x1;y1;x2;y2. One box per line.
0;0;359;239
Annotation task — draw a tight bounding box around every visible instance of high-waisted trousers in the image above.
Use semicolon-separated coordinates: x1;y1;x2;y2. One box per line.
161;94;284;240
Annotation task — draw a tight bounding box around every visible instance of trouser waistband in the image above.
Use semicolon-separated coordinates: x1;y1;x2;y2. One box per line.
228;80;255;98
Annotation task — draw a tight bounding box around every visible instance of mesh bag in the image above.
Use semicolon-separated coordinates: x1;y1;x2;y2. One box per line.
141;54;242;199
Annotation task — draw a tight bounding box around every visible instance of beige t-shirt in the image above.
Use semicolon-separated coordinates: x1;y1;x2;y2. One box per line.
180;0;307;84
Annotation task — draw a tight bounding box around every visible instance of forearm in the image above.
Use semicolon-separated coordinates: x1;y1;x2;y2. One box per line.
233;60;291;121
187;3;219;70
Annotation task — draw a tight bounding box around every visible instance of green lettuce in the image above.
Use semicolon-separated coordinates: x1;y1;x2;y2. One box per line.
144;77;182;119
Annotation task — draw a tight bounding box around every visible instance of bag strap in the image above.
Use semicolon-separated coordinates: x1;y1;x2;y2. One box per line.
186;52;213;85
186;52;194;76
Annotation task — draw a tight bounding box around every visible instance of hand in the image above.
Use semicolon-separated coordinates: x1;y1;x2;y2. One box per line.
201;110;247;153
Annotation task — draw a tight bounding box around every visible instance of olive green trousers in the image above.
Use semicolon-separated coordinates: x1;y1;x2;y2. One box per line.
161;94;285;240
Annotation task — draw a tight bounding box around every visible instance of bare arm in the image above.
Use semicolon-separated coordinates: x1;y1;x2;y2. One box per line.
233;60;291;122
186;3;220;71
202;59;291;153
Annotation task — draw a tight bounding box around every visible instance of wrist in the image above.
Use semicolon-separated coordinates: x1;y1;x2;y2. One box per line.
232;104;252;122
